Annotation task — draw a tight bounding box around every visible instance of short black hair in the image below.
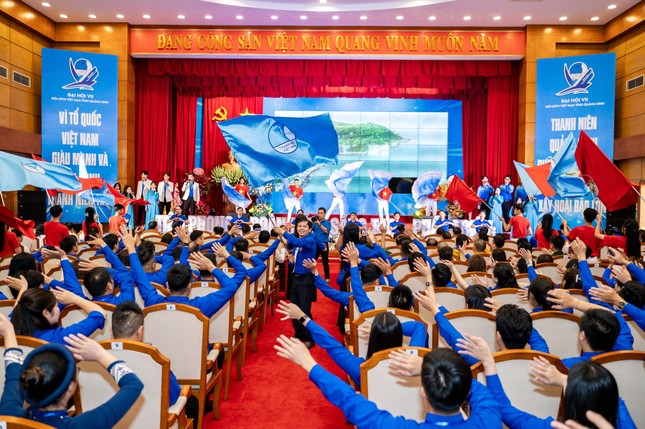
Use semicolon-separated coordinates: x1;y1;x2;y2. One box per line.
426;237;438;247
235;238;249;252
213;226;224;236
583;208;598;223
147;220;158;230
455;234;468;248
550;235;565;251
464;285;491;310
360;264;382;284
513;203;525;214
141;170;149;176
167;264;193;292
536;254;554;264
581;309;620;352
112;301;144;339
435;227;445;235
491;248;507;262
388;285;413;310
190;230;204;242
441;231;452;240
618;281;645;309
496;304;533;349
161;232;173;244
431;263;452;287
84;267;112;298
492;234;505;249
438;246;453;261
562;268;582;289
478;228;489;241
421;348;472;414
114;203;124;212
59;236;77;254
473;239;487;253
318;207;326;214
407;252;426;274
258;231;270;243
49;205;63;218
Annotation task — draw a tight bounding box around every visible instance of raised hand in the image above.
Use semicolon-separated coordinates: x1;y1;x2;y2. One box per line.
372;258;392;276
5;275;28;292
388;349;423;377
302;258;318;275
274;335;317;372
276;300;305;321
41;246;67;259
588;284;622;307
413;258;432;278
530;356;567;387
189;252;216;273
212;242;229;259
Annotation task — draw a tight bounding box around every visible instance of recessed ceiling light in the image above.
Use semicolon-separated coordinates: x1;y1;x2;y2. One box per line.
116;14;124;19
331;15;339;20
396;15;404;20
590;16;600;21
41;2;50;7
493;15;501;21
235;15;243;20
270;15;278;20
300;15;307;20
205;14;212;19
59;13;67;18
428;16;436;21
319;0;327;3
177;14;185;19
88;14;96;19
559;16;567;21
523;15;532;21
142;14;150;19
607;4;616;9
463;15;471;21
359;15;367;20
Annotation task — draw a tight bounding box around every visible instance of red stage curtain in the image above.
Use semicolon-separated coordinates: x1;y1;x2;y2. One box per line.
172;93;197;180
462;93;487;187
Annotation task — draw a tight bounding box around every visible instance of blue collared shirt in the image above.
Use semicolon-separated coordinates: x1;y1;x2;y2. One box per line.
313;219;331;243
500;183;514;201
477;183;494;201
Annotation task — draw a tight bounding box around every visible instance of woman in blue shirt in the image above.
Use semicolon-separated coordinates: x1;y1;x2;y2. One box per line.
144;182;160;227
490;187;504;234
10;285;106;344
0;313;143;428
122;185;136;229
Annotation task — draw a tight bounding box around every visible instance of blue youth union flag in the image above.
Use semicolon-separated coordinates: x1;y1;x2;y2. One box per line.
368;170;393;200
0;150;81;192
547;132;588;197
412;170;442;204
325;161;363;197
221;177;252;208
217;113;339;188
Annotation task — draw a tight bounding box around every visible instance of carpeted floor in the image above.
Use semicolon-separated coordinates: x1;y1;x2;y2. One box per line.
203;258;353;428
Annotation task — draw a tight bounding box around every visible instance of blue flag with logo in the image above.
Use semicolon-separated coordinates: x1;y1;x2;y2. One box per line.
368;170;393;200
411;170;443;206
217;113;339;188
282;182;298;210
547;132;588;197
0;150;81;192
325;161;363;197
222;177;252;208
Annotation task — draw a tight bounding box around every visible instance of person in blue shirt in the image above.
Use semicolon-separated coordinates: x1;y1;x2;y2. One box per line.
434;210;456;231
458;334;636;429
9;280;107;344
312;207;332;282
274;333;502;428
514;183;528;203
499;175;514;223
138;228;189;285
0;314;143;429
110;301;199;425
345;212;366;231
167;205;188;230
471;211;492;234
228;207;251;228
477;176;494;218
273;219;318;348
389;211;404;234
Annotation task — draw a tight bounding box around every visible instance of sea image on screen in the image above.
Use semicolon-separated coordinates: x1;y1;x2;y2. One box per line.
263;98;463;215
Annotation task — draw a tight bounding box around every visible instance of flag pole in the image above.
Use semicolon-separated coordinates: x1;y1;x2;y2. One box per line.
0;192;4;206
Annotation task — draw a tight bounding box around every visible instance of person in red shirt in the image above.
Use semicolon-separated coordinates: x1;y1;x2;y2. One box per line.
82;207;102;239
234;177;250;201
289;178;304;209
500;203;532;239
533;213;559;249
562;208;601;257
109;204;127;234
0;222;21;258
43;205;69;247
594;215;640;258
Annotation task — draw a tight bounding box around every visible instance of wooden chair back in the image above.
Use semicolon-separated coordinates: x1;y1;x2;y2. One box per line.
490;288;533;313
391;261;411;280
348;285;393;321
0;336;48;389
432;310;496;350
398;273;428;293
0;416;56;428
58;301;116;342
531;311;581;358
534;262;562;283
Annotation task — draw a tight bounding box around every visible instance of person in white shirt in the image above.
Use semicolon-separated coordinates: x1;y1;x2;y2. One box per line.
181;173;200;215
135;170;153;225
157;172;174;215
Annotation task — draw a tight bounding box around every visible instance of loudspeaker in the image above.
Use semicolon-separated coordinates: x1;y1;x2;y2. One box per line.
17;191;47;223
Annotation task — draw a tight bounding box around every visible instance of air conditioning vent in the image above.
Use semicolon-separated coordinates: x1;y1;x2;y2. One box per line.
0;65;7;79
626;75;643;92
12;71;31;87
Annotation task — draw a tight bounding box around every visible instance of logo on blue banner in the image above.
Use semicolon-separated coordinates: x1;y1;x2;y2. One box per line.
22;162;46;175
556;61;595;96
268;121;298;154
62;58;100;90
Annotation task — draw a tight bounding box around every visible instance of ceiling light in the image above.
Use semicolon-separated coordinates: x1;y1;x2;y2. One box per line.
493;15;501;21
41;2;50;6
300;15;307;20
463;15;471;21
205;14;212;19
59;13;67;18
331;15;339;20
142;14;150;19
88;14;96;19
235;15;243;20
396;15;404;20
270;15;278;20
607;4;616;9
319;0;327;3
523;15;532;21
177;14;185;19
559;16;567;21
359;15;367;20
116;14;124;19
428;16;436;21
590;16;600;21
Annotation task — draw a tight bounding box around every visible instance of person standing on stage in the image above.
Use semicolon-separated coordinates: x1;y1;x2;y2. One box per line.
477;176;494;218
289;178;304;211
312;207;331;283
489;187;504;235
274;219;317;348
234;177;250;201
122;185;135;228
157;172;174;215
389;212;404;234
181;173;200;216
144;182;160;227
500;203;532;239
499;175;514;223
135;170;152;226
425;185;440;217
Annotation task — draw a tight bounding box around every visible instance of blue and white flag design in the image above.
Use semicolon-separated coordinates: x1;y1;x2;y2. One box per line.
369;170;393;201
222;177;252;208
412;170;442;207
0;150;81;192
547;132;588;198
325;161;363;198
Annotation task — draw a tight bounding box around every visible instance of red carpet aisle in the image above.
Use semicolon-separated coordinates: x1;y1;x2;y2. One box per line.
203;259;353;429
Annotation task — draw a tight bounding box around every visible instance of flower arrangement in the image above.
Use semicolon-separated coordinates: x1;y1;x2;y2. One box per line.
248;202;273;217
192;168;212;215
210;166;246;186
447;203;465;219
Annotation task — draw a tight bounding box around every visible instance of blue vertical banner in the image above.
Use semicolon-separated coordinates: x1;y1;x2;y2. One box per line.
535;53;616;165
41;48;118;222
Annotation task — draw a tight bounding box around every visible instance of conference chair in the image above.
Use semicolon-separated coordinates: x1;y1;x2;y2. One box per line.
391;261;411;280
398;272;429;293
534;262;563;283
460;271;492;287
0;262;9;280
472;350;567;420
0;416;56;428
432;309;496;350
133;281;169;309
58;301;115;342
515;272;550;288
490;288;533;313
451;261;469;276
0;300;15;317
0;280;12;301
360;346;432;422
348;285;393;321
586;262;609;278
531;311;581;358
503;241;519;252
45;266;64;282
40;257;61;275
75;339;193;429
591;351;645;427
350;309;427;359
190;281;243;403
0;336;48;389
88;254;110;267
623;315;645;351
77;247;98;259
141;231;163;241
566;289;589;317
143;303;223;429
154;242;169;255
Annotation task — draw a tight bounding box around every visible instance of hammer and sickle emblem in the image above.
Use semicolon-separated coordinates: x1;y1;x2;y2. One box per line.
212;106;228;122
